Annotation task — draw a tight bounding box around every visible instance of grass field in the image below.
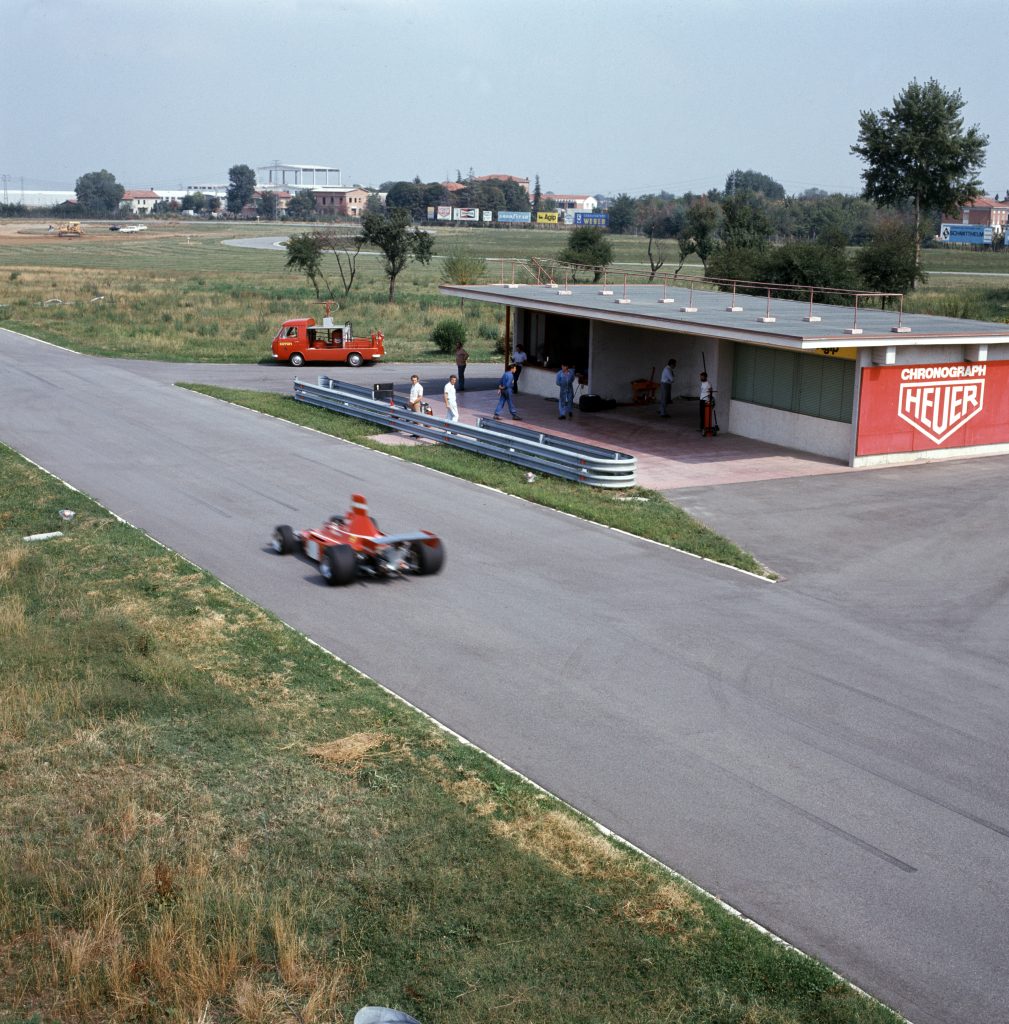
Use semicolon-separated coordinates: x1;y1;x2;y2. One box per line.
0;444;903;1024
1;221;1004;365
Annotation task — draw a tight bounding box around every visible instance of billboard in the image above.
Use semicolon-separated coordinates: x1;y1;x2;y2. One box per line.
497;210;532;223
856;361;1009;456
453;207;480;221
573;212;609;227
536;211;559;224
939;223;992;245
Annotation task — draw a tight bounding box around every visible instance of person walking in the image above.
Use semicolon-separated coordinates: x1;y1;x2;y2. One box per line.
699;371;714;433
443;374;459;423
408;374;424;412
455;342;469;391
555;363;576;420
493;363;522;419
658;358;676;417
512;344;528;393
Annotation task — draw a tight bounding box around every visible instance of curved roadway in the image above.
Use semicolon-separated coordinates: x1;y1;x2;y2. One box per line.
2;328;1008;1024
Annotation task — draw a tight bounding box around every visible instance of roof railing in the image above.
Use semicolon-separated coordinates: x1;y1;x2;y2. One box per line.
483;258;909;333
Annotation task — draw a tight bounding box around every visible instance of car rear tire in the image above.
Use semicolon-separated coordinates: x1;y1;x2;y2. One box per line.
320;544;357;586
410;539;444;576
290;353;305;367
347;352;363;367
273;524;297;554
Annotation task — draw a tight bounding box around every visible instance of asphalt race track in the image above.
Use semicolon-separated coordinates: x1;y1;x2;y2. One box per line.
3;327;1008;1024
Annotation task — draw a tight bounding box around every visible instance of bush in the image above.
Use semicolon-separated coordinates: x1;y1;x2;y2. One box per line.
430;318;467;354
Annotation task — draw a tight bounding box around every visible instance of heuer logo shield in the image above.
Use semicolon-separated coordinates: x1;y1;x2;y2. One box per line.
897;372;985;445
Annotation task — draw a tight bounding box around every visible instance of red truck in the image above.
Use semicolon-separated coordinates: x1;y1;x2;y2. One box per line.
271;314;385;368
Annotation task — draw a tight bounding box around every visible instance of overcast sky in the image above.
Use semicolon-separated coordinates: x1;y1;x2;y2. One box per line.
2;0;1005;199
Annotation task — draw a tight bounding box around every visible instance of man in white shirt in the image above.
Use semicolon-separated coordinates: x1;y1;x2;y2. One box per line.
512;345;528;392
408;374;424;412
443;374;459;423
699;371;714;433
658;358;676;417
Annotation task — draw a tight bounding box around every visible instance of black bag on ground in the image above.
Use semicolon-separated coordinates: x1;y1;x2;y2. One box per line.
579;394;617;412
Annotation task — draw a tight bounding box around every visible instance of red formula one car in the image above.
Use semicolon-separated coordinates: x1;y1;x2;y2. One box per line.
272;493;444;586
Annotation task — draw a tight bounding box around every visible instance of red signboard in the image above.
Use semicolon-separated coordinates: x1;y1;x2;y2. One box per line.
856;361;1009;456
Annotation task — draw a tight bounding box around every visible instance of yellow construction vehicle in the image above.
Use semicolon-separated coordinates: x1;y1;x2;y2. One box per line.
53;222;83;238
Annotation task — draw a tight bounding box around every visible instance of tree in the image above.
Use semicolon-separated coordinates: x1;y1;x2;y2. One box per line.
855;217;925;302
286;190;316;220
358;208;434;302
607;193;637;234
182;191;207;214
257;191;278;220
226;164;256;215
557;226;613;282
676;199;720;272
74;170;124;216
851;78;988;268
719;192;771;251
724;169;785;200
319;230;365;297
284;232;333;299
532;175;542;216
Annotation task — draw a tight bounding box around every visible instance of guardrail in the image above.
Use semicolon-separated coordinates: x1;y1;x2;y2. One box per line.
294;377;637;488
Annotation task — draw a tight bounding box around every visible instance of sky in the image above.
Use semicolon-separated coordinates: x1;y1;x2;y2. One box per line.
2;0;1006;200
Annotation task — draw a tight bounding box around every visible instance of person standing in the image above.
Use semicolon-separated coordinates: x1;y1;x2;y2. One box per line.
555;363;576;420
443;374;459;423
512;344;528;393
455;342;469;391
408;374;424;412
699;371;714;433
658;358;676;417
493;363;522;420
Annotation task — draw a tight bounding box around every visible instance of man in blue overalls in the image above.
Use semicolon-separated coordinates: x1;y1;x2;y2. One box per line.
556;363;576;419
493;363;522;420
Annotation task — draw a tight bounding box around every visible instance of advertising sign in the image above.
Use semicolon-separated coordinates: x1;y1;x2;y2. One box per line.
536;211;559;224
482;210;493;222
939;223;992;245
573;212;609;227
453;207;480;221
856;361;1009;456
497;210;532;223
437;206;453;221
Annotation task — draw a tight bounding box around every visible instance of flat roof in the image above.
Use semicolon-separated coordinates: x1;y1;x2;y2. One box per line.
439;281;1009;350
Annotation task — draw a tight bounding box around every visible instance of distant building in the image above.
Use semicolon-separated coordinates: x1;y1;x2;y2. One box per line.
956;196;1009;229
473;174;530;194
312;186;370;218
120;189;160;215
544;194;598;213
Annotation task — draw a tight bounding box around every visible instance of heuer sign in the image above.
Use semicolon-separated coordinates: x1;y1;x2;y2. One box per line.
856;362;1009;456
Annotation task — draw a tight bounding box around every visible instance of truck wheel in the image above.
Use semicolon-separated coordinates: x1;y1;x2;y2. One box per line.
320;544;357;586
347;352;363;367
272;524;297;554
410;539;444;576
290;353;305;367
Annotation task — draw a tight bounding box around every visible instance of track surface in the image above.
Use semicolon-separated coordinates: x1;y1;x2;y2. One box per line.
2;328;1008;1024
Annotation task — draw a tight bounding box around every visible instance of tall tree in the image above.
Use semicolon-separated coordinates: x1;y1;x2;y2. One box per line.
358;208;434;302
724;169;785;200
851;78;988;268
74;169;124;216
607;193;637;234
226;164;257;215
257;191;278;219
855;217;925;302
676;199;720;272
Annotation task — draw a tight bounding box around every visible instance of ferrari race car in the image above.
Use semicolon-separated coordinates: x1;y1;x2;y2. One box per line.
272;493;444;586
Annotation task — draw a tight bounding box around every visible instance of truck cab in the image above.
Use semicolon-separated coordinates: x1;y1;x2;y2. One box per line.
272;315;385;368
